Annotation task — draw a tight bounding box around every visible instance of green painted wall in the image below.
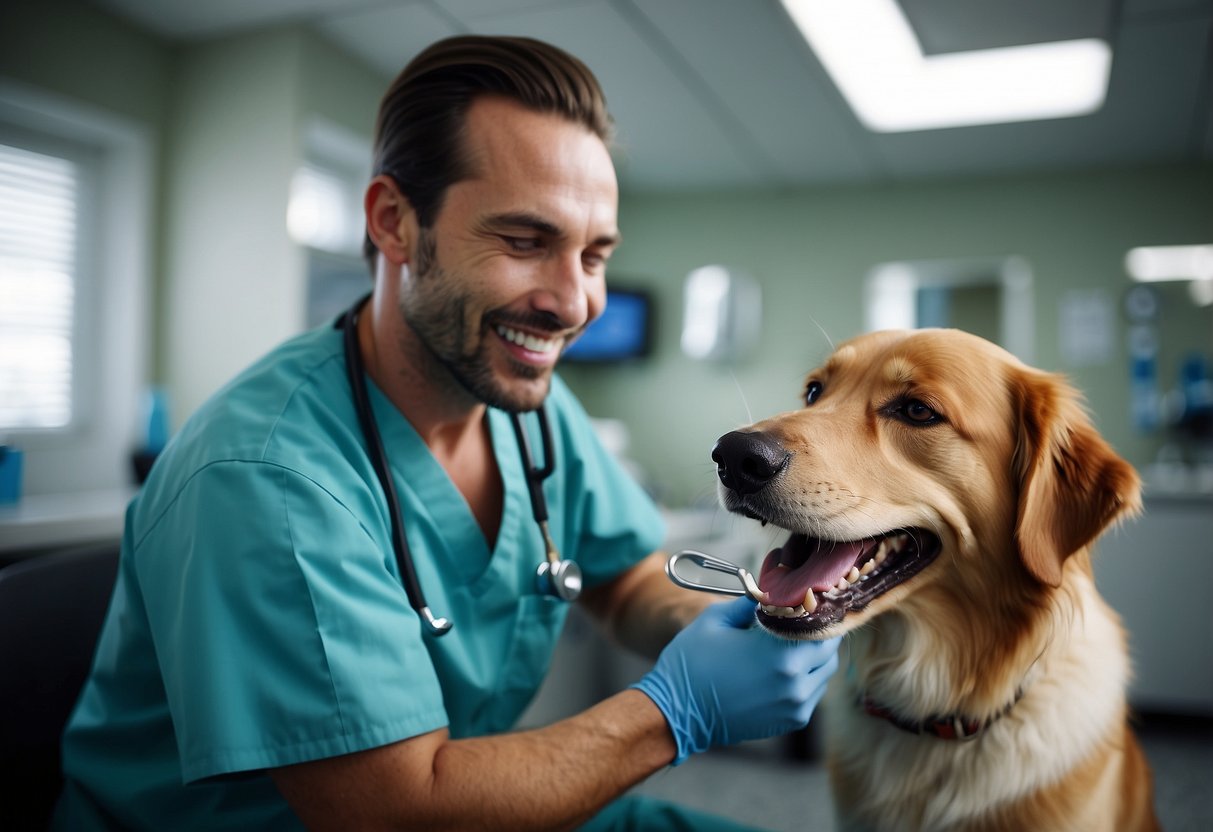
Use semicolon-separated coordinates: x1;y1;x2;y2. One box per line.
299;32;389;140
0;0;171;127
563;165;1213;507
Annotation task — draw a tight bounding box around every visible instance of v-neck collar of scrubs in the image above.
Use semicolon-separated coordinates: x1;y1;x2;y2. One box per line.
363;377;528;593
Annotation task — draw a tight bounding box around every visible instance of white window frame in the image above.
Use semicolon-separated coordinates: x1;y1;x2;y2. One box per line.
0;122;100;435
0;81;152;497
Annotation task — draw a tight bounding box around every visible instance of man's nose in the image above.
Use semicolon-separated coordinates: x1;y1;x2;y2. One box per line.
532;253;590;327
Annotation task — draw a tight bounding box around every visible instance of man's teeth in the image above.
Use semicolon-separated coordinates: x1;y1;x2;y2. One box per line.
497;325;558;354
759;532;911;619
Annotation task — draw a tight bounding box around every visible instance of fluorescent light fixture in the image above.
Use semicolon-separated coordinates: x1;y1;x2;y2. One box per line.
780;0;1112;132
1125;245;1213;283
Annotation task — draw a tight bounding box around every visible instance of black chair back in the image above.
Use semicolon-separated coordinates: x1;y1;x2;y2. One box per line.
0;543;119;831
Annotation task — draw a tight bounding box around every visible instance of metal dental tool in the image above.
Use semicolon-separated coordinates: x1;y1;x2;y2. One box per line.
666;550;766;602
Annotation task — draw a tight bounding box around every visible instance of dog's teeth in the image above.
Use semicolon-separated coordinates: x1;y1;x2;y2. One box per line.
761;603;776;614
804;590;818;613
859;558;876;576
874;544;888;564
846;566;860;583
836;576;850;591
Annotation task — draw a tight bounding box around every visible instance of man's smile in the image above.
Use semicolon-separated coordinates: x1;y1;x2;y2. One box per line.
495;324;563;366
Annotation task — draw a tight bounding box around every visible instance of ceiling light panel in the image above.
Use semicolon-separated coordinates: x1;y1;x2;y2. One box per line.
781;0;1113;132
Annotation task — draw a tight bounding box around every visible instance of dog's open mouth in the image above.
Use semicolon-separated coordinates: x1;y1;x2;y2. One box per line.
755;529;941;633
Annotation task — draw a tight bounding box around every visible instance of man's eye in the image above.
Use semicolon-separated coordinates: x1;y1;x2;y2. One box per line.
503;236;541;252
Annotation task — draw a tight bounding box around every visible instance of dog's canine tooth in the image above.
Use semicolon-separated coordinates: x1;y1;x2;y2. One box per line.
836;576;850;591
847;566;861;583
804;590;818;613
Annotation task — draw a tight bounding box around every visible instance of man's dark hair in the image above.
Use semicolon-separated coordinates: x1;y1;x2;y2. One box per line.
363;35;614;266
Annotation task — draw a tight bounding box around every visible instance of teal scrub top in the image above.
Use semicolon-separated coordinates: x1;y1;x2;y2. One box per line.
54;323;665;831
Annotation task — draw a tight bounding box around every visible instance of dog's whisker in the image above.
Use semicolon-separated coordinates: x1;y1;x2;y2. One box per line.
728;371;754;425
807;314;834;352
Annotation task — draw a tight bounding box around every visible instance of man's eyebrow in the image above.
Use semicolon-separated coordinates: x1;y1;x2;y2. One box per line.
484;212;621;248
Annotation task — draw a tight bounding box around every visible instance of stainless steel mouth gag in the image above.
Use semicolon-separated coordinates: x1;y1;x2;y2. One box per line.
666;550;765;602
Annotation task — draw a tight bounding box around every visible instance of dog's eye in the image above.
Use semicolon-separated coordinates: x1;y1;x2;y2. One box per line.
898;399;942;425
805;380;823;406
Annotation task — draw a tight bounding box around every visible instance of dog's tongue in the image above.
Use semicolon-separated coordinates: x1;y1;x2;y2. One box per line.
758;535;868;607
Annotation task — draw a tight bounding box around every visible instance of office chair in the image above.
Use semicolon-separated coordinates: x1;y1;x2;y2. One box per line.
0;542;119;831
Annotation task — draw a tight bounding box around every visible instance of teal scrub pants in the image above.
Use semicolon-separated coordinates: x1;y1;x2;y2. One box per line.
583;795;766;831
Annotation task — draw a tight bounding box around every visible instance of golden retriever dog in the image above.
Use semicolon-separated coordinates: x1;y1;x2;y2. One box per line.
711;329;1159;831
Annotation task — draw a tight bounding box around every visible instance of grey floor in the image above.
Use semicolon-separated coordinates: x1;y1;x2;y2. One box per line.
629;716;1213;832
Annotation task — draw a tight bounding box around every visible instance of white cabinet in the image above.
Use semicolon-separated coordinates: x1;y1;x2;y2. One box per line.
1094;496;1213;715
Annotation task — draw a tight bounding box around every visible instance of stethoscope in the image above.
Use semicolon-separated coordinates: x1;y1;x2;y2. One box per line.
339;296;582;637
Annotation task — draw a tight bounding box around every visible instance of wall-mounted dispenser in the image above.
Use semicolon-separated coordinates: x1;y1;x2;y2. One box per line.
680;265;762;363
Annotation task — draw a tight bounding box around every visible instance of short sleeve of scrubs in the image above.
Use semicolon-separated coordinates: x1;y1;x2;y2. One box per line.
135;459;447;783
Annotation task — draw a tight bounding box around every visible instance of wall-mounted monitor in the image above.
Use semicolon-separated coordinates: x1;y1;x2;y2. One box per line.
562;287;654;364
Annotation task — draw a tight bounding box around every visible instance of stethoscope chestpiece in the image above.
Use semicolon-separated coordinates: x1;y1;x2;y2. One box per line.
536;559;582;602
419;606;453;637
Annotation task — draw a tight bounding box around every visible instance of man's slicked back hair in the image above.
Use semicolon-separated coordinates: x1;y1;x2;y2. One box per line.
363;35;614;266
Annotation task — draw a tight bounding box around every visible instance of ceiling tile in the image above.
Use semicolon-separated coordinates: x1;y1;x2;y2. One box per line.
317;3;459;78
629;0;877;187
1121;0;1213;17
902;0;1112;54
446;0;765;190
94;0;375;39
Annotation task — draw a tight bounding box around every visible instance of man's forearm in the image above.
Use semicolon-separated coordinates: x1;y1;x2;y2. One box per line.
580;552;718;659
271;689;676;831
428;689;674;830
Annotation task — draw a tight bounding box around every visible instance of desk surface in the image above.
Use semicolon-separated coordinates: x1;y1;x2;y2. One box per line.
0;487;133;555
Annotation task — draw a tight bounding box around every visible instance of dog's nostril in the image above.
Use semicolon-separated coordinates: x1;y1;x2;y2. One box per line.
740;458;767;478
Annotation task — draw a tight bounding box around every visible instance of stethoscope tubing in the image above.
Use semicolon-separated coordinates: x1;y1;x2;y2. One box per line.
340;296;578;635
342;301;451;635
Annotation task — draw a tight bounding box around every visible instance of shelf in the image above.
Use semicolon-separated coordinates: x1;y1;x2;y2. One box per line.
0;487;134;555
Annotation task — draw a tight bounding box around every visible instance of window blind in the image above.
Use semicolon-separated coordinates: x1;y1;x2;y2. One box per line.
0;141;78;430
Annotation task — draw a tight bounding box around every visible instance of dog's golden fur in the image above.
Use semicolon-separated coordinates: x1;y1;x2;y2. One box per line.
725;329;1159;831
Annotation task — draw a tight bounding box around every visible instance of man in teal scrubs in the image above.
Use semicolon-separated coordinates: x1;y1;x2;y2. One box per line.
56;35;839;830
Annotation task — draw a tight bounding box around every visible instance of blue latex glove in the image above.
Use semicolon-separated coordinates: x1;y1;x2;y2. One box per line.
632;597;840;765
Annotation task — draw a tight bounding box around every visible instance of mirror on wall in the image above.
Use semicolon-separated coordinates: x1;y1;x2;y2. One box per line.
865;256;1034;364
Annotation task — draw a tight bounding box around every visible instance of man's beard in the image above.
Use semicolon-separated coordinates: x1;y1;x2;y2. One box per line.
398;228;559;413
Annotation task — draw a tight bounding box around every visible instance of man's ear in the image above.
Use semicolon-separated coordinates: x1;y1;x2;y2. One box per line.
1013;369;1141;587
364;175;418;266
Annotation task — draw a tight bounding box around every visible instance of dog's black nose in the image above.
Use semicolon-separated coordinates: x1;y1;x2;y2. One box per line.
712;430;790;495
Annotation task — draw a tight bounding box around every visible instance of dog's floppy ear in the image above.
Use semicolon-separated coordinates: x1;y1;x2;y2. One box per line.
1013;369;1141;587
